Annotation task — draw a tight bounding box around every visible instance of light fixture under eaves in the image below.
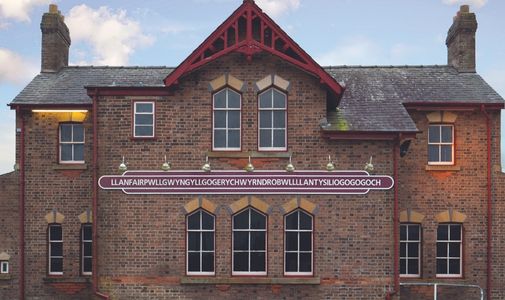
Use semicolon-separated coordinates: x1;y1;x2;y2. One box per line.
31;109;89;113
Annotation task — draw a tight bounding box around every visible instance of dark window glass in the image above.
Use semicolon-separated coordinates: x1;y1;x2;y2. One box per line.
51;243;63;256
135;126;153;137
250;252;266;272
284;210;313;274
408;259;419;275
258;88;287;150
187;210;215;274
188;253;200;272
188;232;200;251
202;252;214;272
213;88;241;150
134;102;155;137
400;224;421;276
188;212;200;230
285;253;297;272
428;125;454;164
60;125;72;142
82;224;92;274
437;225;448;240
50;258;63;274
49;224;63;274
436;223;462;276
233;208;266;274
60;124;85;163
136;103;153;112
299;253;311;272
233;252;248;271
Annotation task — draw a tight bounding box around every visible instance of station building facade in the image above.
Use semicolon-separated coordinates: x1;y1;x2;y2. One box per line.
1;1;504;299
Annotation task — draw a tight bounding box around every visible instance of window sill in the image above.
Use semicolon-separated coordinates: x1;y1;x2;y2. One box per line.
207;151;292;159
181;276;320;285
0;274;11;280
425;165;461;171
130;137;157;141
43;277;91;284
53;163;88;171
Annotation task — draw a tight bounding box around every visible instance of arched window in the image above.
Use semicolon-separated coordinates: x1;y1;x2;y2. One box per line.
284;209;312;275
187;209;215;275
258;88;286;151
213;88;241;150
48;224;63;275
232;207;267;275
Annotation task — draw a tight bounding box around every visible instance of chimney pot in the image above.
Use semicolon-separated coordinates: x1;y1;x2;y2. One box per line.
49;4;58;14
460;5;470;13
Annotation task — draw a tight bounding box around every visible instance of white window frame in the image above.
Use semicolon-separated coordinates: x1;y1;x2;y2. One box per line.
48;224;63;275
0;261;8;274
212;88;241;151
81;223;92;276
284;210;313;276
428;124;454;165
258;88;287;151
436;223;462;278
400;223;421;278
232;208;267;276
59;123;85;164
133;101;155;138
186;210;215;276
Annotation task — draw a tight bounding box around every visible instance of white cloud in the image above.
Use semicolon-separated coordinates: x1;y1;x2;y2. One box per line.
0;0;51;22
255;0;300;17
442;0;487;8
316;37;381;66
0;48;38;85
66;5;154;66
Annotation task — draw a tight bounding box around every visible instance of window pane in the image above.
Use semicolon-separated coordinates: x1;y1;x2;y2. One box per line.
259;90;272;108
83;226;92;240
136;114;153;125
450;225;461;240
299;232;312;251
273;111;285;128
286;212;298;230
214;111;226;128
234;210;249;229
408;225;419;241
400;225;407;240
201;212;213;230
50;226;62;240
228;90;241;108
273;90;286;108
228;130;240;148
400;243;406;257
408;259;419;275
228;111;240;129
136;103;153;113
441;126;452;143
400;259;406;274
437;225;448;240
213;130;226;148
214;90;226;108
83;243;92;256
449;243;460;258
51;243;63;256
233;232;249;250
83;257;92;273
135;126;153;137
429;126;440;143
233;252;248;271
250;232;265;251
188;232;200;251
428;145;439;162
250;252;265;272
286;232;298;251
51;258;63;273
437;259;447;274
437;243;447;257
188;212;200;230
250;210;265;229
73;125;84;142
202;252;214;272
285;253;297;272
260;111;272;128
408;242;419;257
273;130;286;148
259;129;272;148
202;232;214;251
60;125;72;142
300;212;312;230
61;144;72;161
449;258;460;274
188;253;200;272
440;145;452;162
74;144;84;161
299;253;311;272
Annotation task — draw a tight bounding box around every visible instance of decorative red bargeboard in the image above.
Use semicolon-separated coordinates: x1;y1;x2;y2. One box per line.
98;170;394;195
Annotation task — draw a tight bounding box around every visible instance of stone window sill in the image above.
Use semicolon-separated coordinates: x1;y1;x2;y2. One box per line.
181;276;320;285
425;165;461;171
0;274;11;280
207;151;291;159
53;164;88;171
43;277;91;283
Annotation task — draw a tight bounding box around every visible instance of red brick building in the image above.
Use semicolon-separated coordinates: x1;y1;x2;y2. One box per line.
1;1;504;299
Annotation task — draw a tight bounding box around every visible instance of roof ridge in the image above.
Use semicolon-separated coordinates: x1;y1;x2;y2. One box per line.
64;66;175;69
324;64;451;69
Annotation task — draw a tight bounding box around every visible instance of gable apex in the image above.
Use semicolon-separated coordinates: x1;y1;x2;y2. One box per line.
163;0;343;96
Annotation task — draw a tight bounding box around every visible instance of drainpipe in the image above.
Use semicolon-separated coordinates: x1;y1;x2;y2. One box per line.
481;105;492;300
386;137;400;300
92;90;110;299
18;107;25;300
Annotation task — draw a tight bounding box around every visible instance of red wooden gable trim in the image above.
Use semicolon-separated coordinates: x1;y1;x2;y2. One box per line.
163;0;343;96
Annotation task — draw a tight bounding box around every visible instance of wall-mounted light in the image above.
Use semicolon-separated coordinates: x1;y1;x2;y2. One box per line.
202;156;211;172
285;155;295;172
118;156;127;173
326;155;335;171
31;109;88;113
364;156;374;172
245;156;255;172
161;155;171;171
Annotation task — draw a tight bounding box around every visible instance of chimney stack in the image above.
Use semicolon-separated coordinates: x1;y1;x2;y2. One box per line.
446;5;478;73
40;4;71;72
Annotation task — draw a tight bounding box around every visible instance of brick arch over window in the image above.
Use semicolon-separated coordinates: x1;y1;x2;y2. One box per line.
44;209;65;224
183;197;218;215
209;74;245;92
255;74;290;93
426;111;458;123
399;209;425;223
228;196;270;215
78;208;93;224
281;198;318;215
435;209;467;223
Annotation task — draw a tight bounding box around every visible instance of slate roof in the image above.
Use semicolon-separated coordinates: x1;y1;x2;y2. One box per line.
10;65;504;132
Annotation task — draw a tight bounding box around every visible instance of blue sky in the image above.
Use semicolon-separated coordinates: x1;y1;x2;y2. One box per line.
0;0;504;174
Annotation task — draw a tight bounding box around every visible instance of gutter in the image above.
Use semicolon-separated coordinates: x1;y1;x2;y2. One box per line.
386;137;400;299
481;105;492;300
18;107;25;300
92;90;110;300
